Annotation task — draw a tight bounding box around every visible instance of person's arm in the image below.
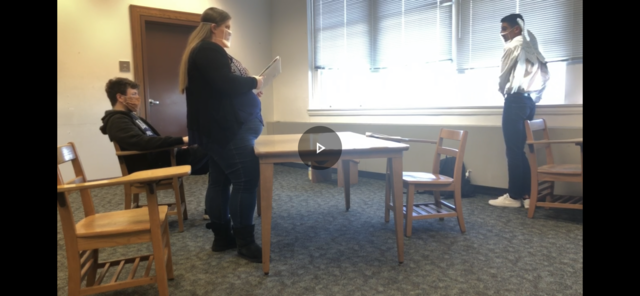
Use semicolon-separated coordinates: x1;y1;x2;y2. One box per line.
498;46;520;95
106;114;185;151
192;42;259;96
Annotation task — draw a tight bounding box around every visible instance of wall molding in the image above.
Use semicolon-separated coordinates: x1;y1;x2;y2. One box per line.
277;163;507;196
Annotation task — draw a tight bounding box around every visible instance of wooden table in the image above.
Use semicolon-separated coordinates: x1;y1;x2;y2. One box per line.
254;131;410;275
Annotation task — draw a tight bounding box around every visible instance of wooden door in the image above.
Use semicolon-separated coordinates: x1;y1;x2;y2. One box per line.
130;5;200;137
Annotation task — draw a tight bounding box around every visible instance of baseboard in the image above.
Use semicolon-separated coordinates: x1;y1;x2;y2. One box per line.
276;162;507;196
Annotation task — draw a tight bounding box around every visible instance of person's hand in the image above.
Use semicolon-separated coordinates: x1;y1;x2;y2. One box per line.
254;76;264;90
256;91;263;98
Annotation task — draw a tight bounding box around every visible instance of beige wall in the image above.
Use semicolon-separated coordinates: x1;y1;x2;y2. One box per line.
57;0;273;181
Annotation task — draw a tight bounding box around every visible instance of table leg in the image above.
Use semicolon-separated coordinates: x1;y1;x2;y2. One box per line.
390;156;404;264
342;159;351;211
259;163;274;275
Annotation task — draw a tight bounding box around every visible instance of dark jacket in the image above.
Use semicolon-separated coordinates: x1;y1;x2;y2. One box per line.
100;110;208;175
185;40;258;155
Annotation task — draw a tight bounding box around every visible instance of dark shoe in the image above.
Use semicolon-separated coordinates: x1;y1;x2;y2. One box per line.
232;224;262;263
206;220;236;252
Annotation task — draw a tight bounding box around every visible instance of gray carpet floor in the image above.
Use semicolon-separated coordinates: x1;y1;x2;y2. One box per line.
57;164;583;296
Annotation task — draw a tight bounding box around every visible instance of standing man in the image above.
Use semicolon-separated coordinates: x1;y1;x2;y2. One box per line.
489;13;550;209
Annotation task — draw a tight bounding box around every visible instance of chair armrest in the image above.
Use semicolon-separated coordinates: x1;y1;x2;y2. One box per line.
365;132;438;144
526;138;582;146
57;165;191;193
115;144;185;156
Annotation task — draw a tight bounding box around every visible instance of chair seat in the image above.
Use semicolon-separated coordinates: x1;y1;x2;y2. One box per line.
76;206;169;238
538;164;581;175
402;172;454;184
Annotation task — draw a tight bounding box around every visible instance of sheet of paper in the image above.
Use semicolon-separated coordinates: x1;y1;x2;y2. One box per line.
254;56;281;93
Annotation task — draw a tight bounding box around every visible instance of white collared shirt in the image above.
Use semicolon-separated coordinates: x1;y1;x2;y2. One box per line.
498;32;549;101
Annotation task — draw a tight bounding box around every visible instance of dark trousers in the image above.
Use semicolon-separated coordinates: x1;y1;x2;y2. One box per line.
202;117;263;227
502;92;536;199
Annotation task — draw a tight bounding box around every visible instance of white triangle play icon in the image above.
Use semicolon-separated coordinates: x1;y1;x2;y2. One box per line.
316;143;325;154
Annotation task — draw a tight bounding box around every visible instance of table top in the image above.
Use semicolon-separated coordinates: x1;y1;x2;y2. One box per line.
254;132;410;156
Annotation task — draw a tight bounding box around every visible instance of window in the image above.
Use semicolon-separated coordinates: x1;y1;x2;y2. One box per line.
308;0;583;110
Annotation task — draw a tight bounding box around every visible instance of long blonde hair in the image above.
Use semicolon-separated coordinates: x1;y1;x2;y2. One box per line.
179;7;231;94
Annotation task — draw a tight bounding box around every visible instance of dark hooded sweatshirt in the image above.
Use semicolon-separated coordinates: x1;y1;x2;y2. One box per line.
100;110;200;174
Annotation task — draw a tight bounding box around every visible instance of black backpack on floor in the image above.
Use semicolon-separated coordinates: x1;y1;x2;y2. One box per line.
420;156;475;198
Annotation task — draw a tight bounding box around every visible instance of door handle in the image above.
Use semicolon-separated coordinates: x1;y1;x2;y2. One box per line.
149;99;160;105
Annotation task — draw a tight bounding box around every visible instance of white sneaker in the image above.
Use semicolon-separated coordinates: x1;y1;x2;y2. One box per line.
203;209;210;220
488;194;522;208
523;199;530;209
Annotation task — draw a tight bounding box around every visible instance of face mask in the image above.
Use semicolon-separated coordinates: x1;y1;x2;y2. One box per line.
221;29;232;48
122;95;141;113
501;29;513;44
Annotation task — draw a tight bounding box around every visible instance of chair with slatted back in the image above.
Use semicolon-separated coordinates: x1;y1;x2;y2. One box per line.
113;142;189;232
367;129;468;237
525;119;583;218
57;142;190;295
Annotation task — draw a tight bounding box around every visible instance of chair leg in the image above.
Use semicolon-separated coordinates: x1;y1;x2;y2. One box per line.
528;177;539;219
453;189;466;233
179;181;188;220
405;185;415;237
384;158;392;223
163;221;175;280
67;253;82;296
85;249;99;287
173;179;185;232
153;240;170;296
124;186;132;210
546;181;554;210
133;193;140;208
433;191;444;222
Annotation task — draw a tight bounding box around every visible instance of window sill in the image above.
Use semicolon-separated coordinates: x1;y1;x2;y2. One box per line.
307;104;582;116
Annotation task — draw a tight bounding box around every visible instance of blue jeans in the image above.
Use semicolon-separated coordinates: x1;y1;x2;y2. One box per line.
202;117;262;227
502;93;536;200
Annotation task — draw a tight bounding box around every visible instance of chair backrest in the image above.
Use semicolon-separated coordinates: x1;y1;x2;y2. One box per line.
113;142;131;176
525;118;555;165
431;129;468;183
57;142;96;240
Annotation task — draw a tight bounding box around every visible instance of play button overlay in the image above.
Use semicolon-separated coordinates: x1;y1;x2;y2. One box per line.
298;126;342;170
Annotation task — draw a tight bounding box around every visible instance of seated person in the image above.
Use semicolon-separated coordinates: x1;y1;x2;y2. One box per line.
100;78;209;219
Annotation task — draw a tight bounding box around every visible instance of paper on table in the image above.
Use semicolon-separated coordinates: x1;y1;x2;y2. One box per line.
254;56;281;93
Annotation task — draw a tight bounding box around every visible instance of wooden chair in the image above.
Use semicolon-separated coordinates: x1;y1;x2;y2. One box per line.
57;142;191;295
525;119;583;218
113;142;189;232
367;129;468;237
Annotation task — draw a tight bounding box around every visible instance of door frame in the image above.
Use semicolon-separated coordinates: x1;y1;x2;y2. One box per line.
129;5;201;119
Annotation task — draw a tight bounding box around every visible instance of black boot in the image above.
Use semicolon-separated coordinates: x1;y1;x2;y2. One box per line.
232;224;262;263
205;220;236;252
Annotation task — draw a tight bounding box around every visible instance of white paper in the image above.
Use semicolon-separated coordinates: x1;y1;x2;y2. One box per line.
254;56;281;93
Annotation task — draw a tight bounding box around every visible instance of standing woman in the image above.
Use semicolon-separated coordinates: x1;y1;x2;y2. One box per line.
179;7;265;263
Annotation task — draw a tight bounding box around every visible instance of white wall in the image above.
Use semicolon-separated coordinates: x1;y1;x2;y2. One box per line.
57;0;273;181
